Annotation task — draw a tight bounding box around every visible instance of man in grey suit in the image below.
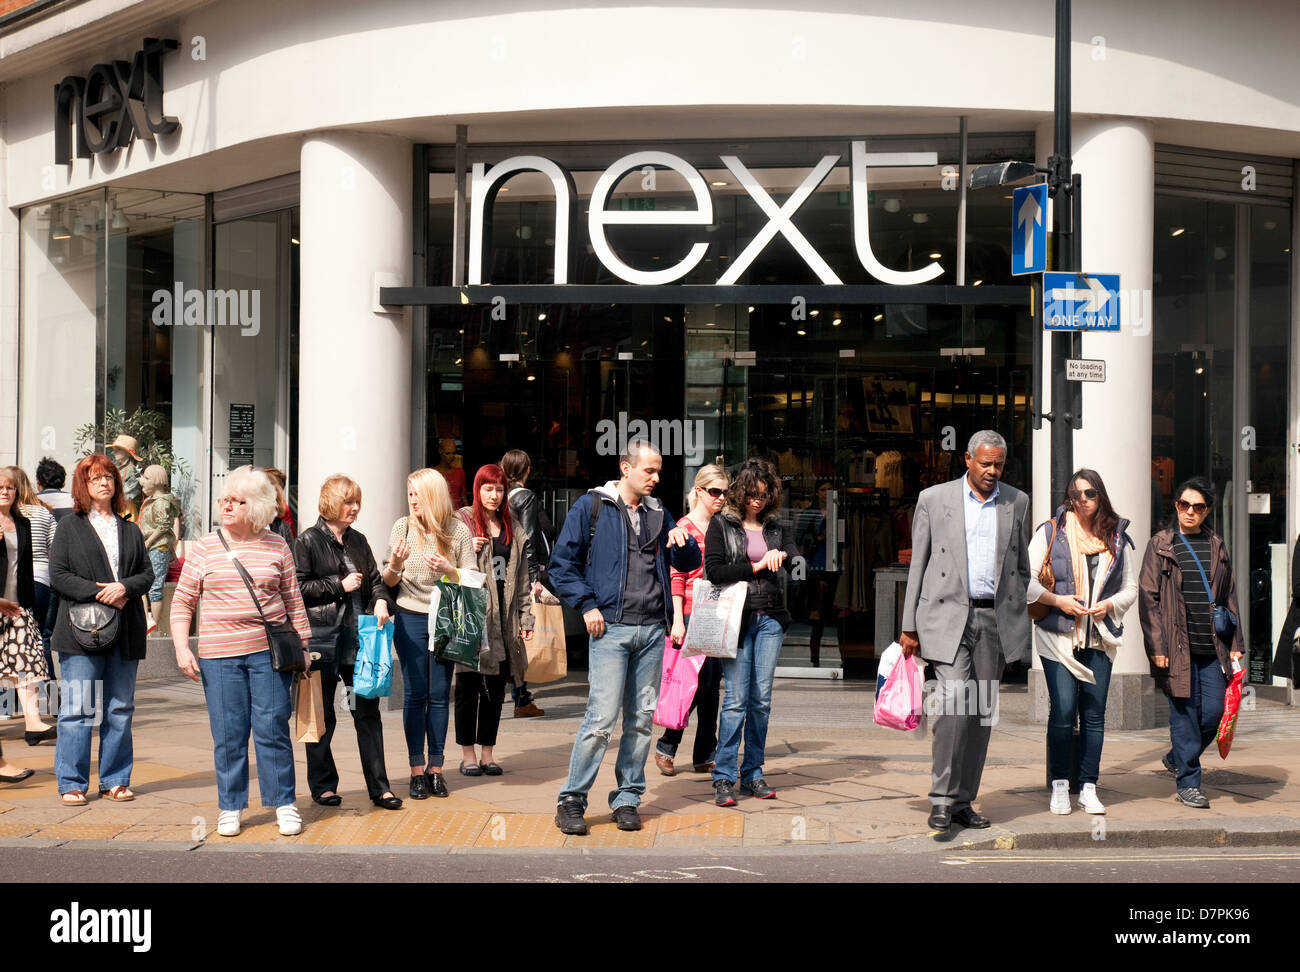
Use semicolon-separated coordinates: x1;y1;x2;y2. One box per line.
900;430;1031;832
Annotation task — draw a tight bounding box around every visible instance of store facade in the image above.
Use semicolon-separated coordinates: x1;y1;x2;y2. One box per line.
4;0;1298;710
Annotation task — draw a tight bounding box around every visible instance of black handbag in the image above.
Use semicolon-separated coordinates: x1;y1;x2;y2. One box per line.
67;602;120;652
218;530;305;672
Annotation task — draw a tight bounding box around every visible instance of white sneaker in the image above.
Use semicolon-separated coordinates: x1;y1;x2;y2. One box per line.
217;809;242;836
1077;783;1107;815
276;805;302;836
1049;779;1071;815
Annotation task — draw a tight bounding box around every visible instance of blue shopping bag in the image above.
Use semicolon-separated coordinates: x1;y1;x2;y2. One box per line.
353;615;394;699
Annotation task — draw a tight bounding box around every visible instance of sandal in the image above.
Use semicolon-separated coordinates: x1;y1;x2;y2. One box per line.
99;785;135;802
61;790;87;805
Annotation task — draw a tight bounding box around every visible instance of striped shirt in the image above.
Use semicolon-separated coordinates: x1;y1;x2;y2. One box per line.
20;504;56;587
669;516;708;617
1174;531;1216;657
170;530;311;659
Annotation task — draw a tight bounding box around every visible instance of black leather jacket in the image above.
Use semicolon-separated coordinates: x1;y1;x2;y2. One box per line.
704;510;801;629
292;517;393;666
507;486;554;589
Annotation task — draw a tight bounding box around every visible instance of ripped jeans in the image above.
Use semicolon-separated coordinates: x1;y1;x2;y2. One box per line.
558;621;665;812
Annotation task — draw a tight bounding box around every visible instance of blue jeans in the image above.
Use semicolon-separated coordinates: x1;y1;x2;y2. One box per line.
393;611;453;768
559;622;665;811
33;582;54;678
1167;653;1228;791
198;650;295;810
1041;648;1112;785
146;549;170;602
713;612;784;786
54;651;140;794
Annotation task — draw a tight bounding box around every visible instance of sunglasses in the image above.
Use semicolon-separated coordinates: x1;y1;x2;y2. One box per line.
1070;488;1098;500
1175;500;1209;514
699;487;726;498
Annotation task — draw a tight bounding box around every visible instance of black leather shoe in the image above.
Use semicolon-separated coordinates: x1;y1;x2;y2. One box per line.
554;798;588;835
612;806;642;831
409;774;430;800
372;794;403;810
427;771;449;798
952;807;991;829
927;805;952;831
313;792;342;807
25;727;56;746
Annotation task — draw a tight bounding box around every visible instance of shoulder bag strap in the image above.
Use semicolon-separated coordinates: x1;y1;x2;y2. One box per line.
1176;532;1217;606
217;530;273;627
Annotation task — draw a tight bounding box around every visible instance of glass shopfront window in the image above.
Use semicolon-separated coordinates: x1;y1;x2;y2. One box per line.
424;135;1033;676
20;189;207;535
1152;191;1292;686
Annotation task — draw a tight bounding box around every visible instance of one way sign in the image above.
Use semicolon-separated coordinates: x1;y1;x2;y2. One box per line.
1043;272;1121;331
1011;184;1047;275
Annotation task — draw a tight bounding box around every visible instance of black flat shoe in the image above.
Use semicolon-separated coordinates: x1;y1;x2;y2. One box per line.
409;774;430;800
427;771;449;798
25;727;56;746
313;793;342;807
459;762;483;777
0;768;34;783
481;762;503;776
372;794;403;810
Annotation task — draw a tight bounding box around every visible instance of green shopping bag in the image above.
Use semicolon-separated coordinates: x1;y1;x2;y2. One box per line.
430;575;489;670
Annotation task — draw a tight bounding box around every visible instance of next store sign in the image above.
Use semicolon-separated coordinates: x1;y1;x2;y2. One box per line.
469;144;944;288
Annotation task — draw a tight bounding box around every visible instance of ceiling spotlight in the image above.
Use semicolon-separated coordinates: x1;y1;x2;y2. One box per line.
1170;227;1186;237
796;329;806;336
705;321;716;327
526;374;536;381
747;306;755;313
912;213;929;224
537;313;547;321
972;279;983;286
883;198;901;213
832;317;842;326
873;313;883;322
810;309;820;317
710;180;729;187
928;251;942;259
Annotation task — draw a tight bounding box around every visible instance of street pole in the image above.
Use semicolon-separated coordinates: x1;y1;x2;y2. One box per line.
1047;0;1076;508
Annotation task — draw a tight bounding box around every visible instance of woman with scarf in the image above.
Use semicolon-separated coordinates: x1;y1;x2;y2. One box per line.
1026;469;1138;816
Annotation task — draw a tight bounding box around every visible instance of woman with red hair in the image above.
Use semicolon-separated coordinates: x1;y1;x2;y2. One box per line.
453;464;533;775
49;455;154;804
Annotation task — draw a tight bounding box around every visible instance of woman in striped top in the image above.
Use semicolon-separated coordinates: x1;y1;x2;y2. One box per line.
7;465;57;742
654;464;727;777
380;468;476;800
170;466;312;837
1138;476;1244;811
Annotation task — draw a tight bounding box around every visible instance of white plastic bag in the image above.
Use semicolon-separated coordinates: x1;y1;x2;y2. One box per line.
680;579;747;659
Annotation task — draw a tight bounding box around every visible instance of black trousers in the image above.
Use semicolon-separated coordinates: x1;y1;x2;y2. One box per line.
305;660;392;800
455;655;511;747
657;655;723;766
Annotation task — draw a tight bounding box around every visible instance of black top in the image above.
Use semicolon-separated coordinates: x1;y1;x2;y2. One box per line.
48;512;153;659
0;507;35;611
293;518;394;666
1174;531;1216;656
492;533;510;628
618;497;664;626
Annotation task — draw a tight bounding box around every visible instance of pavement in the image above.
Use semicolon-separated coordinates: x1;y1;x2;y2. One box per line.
0;670;1297;854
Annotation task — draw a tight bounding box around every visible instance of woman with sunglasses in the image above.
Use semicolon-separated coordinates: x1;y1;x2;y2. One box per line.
1138;476;1244;810
1026;470;1138;815
654;464;728;777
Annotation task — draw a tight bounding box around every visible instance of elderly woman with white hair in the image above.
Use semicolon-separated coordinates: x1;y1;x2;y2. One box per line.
170;466;312;837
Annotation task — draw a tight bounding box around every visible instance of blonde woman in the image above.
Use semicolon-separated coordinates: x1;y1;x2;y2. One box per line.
654;464;728;776
381;468;476;799
170;466;312;837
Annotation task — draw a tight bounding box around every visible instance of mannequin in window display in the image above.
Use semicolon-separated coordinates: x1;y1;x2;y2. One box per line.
799;480;841;667
136;465;180;634
108;435;143;521
435;439;467;510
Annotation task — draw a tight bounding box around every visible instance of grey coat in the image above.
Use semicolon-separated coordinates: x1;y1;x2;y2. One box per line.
900;475;1032;666
454;509;534;682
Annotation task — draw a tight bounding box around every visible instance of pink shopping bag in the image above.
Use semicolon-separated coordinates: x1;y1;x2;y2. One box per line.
654;636;707;730
873;650;923;732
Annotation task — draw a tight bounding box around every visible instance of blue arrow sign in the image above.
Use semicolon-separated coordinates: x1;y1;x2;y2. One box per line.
1011;184;1047;276
1043;272;1121;331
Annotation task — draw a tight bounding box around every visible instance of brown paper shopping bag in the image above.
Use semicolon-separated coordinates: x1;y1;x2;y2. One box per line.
294;670;325;743
525;601;568;684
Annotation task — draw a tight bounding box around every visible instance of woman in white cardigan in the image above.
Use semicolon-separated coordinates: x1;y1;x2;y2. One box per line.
1026;469;1139;817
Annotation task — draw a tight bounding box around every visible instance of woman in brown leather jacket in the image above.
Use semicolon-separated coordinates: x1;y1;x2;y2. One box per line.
1138;476;1244;810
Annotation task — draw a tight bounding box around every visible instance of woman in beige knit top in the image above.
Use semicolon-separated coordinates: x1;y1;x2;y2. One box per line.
381;468;476;799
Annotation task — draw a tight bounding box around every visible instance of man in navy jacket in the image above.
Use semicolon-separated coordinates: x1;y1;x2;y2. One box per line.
549;440;700;835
